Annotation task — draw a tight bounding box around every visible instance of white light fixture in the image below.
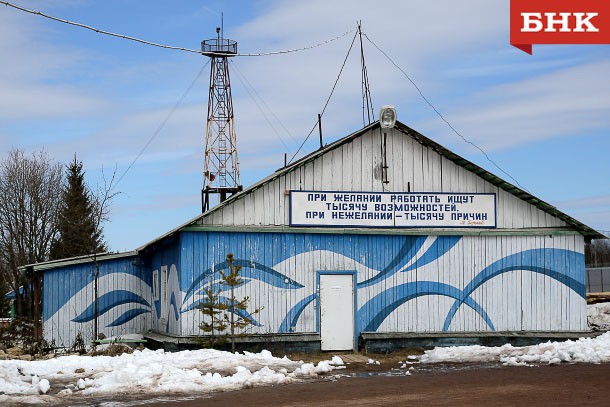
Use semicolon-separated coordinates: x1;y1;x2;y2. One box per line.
379;105;397;129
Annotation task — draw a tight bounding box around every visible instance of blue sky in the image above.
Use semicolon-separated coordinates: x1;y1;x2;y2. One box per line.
1;0;609;251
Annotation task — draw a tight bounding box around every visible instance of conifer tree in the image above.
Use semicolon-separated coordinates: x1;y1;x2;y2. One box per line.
50;156;106;260
198;253;262;351
197;281;229;348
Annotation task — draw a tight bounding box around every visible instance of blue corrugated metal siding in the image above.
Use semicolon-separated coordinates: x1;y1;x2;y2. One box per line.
43;256;150;348
178;231;586;337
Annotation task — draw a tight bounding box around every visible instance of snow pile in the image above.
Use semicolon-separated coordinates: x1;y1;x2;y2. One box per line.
419;332;610;366
330;356;344;366
588;302;610;331
0;348;344;403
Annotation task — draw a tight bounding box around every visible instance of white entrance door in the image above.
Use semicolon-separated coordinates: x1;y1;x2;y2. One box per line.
319;273;354;351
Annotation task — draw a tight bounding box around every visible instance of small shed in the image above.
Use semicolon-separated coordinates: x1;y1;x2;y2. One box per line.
25;120;605;351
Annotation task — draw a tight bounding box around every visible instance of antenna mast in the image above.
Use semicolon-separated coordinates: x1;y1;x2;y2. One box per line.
358;21;374;126
201;27;242;212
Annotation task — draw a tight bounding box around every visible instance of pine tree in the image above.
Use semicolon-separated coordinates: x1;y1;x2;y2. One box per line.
50;156;106;260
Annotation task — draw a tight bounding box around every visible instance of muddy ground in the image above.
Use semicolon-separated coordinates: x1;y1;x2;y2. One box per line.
52;349;610;407
149;362;610;407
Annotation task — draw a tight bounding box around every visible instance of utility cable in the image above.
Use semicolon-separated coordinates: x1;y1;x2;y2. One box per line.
363;32;530;193
236;30;353;57
1;1;351;57
358;21;374;126
114;60;210;189
230;60;299;150
288;30;359;164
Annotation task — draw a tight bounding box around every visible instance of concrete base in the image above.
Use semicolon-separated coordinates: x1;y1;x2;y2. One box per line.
143;331;600;354
144;331;321;353
360;331;601;353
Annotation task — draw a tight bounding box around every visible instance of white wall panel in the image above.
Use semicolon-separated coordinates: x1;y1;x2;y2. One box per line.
201;127;569;231
176;232;586;337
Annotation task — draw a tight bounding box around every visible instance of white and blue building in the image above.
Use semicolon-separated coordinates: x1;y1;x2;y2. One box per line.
24;120;604;351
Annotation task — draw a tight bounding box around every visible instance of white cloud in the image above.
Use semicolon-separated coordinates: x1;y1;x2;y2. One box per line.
1;0;608;249
0;11;107;121
557;195;610;211
422;59;610;152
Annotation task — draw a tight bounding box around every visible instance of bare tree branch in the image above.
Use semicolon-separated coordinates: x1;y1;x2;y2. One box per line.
0;149;63;316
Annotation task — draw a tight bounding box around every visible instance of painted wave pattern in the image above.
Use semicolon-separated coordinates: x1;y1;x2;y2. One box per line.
41;273;152;348
71;290;152;328
441;248;585;331
277;239;585;333
50;236;585;336
181;259;302;326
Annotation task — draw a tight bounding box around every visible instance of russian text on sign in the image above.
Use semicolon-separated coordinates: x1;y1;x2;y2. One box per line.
291;191;496;228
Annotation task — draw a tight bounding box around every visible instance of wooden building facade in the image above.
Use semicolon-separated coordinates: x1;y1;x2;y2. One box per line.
25;121;604;351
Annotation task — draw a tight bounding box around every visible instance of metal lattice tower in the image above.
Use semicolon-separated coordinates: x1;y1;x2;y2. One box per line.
201;28;242;212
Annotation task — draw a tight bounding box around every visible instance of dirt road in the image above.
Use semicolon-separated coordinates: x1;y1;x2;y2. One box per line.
145;363;610;407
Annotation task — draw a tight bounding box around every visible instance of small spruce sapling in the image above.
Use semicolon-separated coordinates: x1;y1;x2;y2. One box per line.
197;280;229;348
198;253;262;351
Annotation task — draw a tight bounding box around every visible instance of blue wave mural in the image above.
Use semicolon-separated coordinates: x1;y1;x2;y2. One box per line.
272;245;583;334
72;290;150;324
358;236;427;287
184;296;262;327
358;236;461;287
358;281;495;332
108;308;150;327
47;231;585;341
183;259;303;305
279;294;318;333
441;248;585;331
402;236;462;273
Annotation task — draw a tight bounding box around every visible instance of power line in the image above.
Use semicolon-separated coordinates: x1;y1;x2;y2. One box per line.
1;1;352;57
288;30;359;164
114;60;210;189
4;0;529;193
230;60;302;151
237;31;353;57
363;33;530;193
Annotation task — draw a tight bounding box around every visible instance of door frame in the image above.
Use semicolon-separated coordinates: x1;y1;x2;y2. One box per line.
316;270;358;350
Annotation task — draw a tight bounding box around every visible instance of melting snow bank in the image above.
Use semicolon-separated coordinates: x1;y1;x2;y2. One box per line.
0;348;344;403
419;331;610;366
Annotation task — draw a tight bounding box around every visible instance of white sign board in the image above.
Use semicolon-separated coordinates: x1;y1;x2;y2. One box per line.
290;191;496;228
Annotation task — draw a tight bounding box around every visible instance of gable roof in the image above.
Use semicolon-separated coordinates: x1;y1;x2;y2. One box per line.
139;120;605;250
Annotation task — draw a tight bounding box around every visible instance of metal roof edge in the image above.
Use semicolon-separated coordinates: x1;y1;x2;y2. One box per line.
135;212;207;252
393;122;606;240
20;250;139;273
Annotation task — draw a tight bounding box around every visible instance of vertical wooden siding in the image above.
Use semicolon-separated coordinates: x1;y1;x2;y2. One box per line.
148;240;182;335
178;231;586;337
202;128;567;229
43;256;150;349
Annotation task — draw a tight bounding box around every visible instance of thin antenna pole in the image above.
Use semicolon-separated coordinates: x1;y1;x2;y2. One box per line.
318;114;323;149
358;21;374;125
